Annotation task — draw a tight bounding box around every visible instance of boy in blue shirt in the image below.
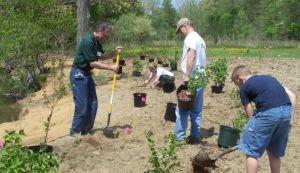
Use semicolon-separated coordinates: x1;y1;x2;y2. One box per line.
231;65;296;173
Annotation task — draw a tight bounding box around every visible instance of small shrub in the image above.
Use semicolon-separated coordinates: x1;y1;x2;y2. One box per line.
232;111;247;132
188;67;210;94
169;48;180;71
0;130;61;172
229;87;242;108
133;58;143;72
207;57;228;86
146;131;180;173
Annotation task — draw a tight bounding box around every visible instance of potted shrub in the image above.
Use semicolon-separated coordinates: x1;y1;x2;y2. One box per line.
113;56;126;66
218;111;247;148
140;46;147;60
207;57;228;94
232;111;247;133
170;48;180;71
132;58;143;77
161;47;169;67
148;56;155;63
156;57;163;64
177;67;209;111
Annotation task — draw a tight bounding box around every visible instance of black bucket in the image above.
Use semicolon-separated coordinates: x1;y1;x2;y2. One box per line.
218;125;240;148
211;85;223;94
113;59;126;66
163;83;175;93
149;58;154;62
140;55;146;60
133;93;147;107
117;65;122;74
164;102;177;122
177;85;195;111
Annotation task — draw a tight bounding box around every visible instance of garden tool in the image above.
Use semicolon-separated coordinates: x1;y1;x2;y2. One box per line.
103;53;120;138
192;145;239;168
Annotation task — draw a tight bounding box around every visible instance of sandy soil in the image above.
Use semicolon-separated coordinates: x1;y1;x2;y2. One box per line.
0;57;299;173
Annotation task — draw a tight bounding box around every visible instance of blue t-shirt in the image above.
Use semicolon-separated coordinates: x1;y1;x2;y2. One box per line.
240;75;291;112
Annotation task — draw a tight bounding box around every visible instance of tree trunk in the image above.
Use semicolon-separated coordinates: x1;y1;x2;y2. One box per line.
76;0;90;46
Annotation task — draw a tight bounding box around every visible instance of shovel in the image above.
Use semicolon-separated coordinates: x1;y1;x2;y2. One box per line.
103;54;120;138
192;145;239;168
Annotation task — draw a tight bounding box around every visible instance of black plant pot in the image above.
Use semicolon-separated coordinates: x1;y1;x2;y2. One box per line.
132;70;141;77
139;55;146;60
28;145;53;153
148;58;154;62
162;63;169;67
113;59;126;66
170;63;177;71
177;85;195;111
218;125;240;148
117;65;122;74
164;102;177;122
133;93;147;107
211;85;224;94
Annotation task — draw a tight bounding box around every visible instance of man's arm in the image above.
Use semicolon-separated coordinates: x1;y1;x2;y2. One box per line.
244;103;254;119
99;50;117;60
183;48;195;84
89;61;117;72
99;46;122;61
284;87;296;126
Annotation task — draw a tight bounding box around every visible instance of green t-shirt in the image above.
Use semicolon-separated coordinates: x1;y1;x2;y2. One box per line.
73;33;104;70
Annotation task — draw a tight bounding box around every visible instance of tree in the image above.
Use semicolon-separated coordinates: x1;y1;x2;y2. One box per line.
149;0;178;40
113;13;155;43
76;0;90;45
0;0;75;97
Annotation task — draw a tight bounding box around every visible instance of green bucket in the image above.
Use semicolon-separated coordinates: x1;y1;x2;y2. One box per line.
218;125;240;148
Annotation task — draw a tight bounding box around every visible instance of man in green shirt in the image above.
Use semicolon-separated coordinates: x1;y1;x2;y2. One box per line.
70;23;121;138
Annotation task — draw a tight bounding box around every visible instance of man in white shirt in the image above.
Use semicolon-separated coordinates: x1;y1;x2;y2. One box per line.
175;18;207;143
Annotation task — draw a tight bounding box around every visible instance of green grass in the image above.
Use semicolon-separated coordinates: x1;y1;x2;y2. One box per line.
207;47;300;58
107;44;300;59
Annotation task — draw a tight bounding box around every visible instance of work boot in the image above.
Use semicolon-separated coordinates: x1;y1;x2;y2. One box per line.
81;130;95;136
187;136;201;144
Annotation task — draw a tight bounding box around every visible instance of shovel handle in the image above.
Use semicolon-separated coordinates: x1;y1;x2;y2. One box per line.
216;145;239;159
108;54;120;113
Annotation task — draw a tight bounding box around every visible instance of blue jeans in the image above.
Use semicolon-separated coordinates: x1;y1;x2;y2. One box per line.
175;87;204;141
70;67;98;135
239;105;292;158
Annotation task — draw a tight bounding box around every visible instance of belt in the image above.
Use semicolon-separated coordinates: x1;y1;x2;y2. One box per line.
72;65;91;73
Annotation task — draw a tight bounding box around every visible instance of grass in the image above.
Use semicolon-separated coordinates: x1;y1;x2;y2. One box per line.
207;47;300;58
106;40;300;59
118;47;300;59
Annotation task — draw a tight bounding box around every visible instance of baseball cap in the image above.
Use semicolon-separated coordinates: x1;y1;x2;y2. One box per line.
176;18;192;33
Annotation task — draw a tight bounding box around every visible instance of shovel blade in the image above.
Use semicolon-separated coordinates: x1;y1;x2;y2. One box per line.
192;152;217;168
103;127;116;138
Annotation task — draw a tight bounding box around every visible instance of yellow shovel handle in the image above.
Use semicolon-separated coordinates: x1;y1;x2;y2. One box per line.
108;54;120;113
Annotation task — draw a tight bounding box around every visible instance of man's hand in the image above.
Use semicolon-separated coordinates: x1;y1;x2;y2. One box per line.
183;76;189;85
111;64;118;72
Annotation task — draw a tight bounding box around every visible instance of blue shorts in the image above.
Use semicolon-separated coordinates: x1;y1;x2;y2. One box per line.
239;105;292;158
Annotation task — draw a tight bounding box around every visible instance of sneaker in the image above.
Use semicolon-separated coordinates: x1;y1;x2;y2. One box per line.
70;132;81;139
176;140;186;146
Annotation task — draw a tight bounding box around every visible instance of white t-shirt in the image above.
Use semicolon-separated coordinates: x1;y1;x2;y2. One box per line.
147;67;174;82
181;31;206;77
156;67;174;77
